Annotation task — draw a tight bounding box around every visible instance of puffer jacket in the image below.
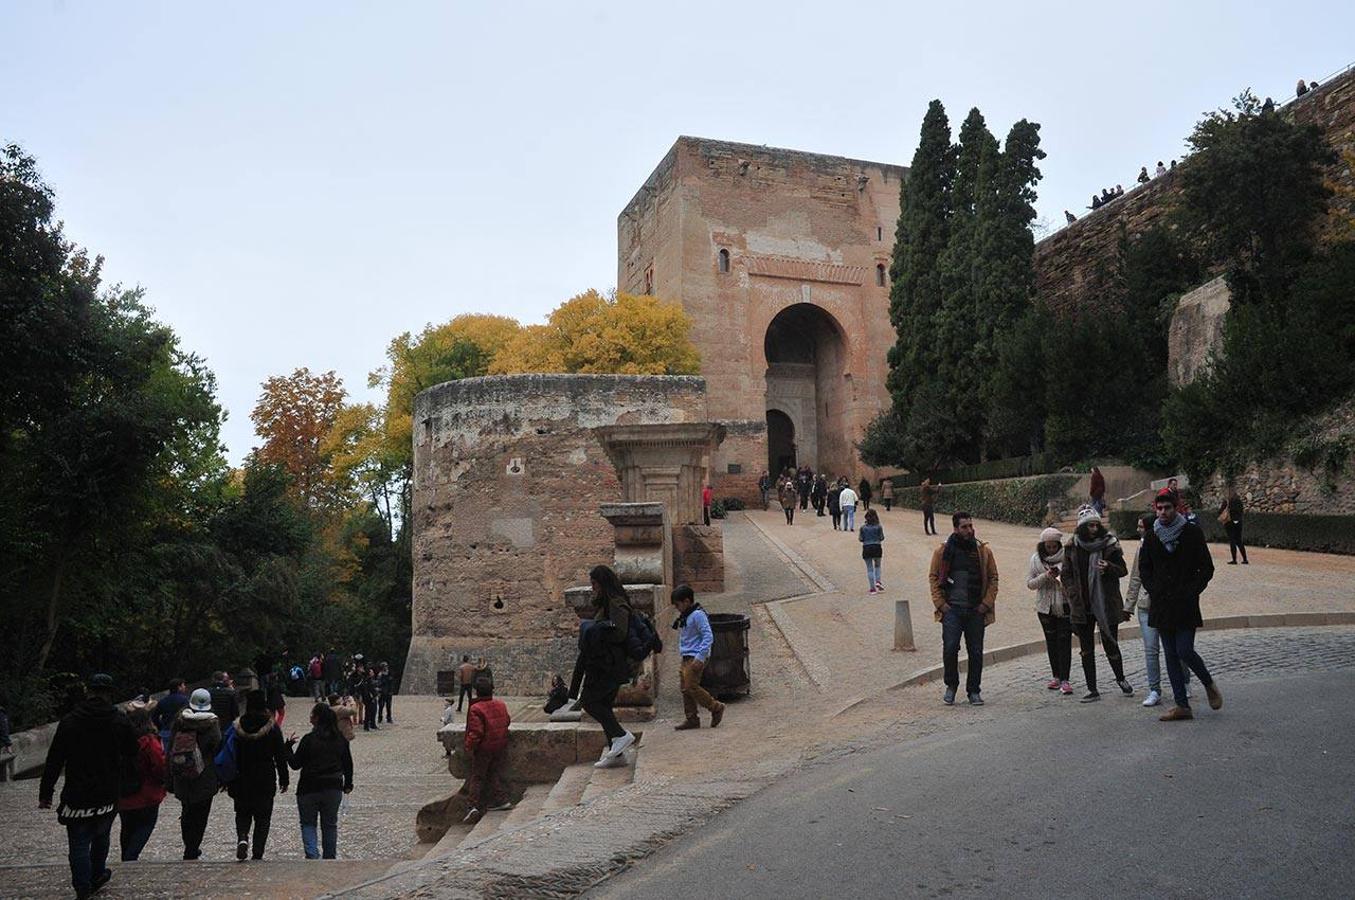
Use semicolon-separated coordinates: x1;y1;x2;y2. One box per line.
228;711;289;800
118;732;167;811
465;697;511;754
169;709;221;805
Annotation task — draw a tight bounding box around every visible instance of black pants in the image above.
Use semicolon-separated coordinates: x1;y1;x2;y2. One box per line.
799;493;809;510
830;511;840;529
783;506;794;524
1226;521;1248;563
884;499;892;511
581;679;625;741
379;693;393;722
233;793;275;859
364;697;379;729
1074;619;1125;692
457;684;473;711
1037;612;1072;681
814;497;826;515
922;507;936;535
180;797;213;860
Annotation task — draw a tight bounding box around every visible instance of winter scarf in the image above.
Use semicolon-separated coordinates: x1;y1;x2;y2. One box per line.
1036;543;1066;615
1075;530;1114;625
1154;514;1187;553
672;602;705;631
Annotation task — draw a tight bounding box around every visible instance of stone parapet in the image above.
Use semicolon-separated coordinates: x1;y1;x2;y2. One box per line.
673;524;725;593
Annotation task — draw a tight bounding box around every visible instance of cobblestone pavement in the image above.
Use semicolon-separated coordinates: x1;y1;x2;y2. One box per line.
0;696;453;869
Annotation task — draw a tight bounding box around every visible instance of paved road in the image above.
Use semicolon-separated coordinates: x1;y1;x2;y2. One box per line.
592;667;1355;899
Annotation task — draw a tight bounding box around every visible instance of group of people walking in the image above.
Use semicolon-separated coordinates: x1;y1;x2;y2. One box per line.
931;488;1223;721
764;467;894;528
41;665;363;897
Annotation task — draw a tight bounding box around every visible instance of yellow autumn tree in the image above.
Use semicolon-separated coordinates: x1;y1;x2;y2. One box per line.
488;290;700;375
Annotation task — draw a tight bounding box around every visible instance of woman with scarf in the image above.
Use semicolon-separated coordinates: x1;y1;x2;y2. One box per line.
570;565;638;767
1060;506;1133;702
1125;513;1191;708
1027;527;1073;695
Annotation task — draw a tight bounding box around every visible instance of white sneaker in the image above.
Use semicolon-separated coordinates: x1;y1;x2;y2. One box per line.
1142;690;1161;707
593;753;628;769
602;731;635;760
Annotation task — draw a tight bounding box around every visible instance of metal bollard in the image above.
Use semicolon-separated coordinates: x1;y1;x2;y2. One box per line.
893;599;916;651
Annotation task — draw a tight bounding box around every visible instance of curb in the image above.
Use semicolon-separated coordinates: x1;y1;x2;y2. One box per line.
831;611;1355;717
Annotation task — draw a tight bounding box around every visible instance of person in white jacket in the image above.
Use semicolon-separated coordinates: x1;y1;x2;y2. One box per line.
838;481;859;532
1125;513;1190;707
1027;527;1073;695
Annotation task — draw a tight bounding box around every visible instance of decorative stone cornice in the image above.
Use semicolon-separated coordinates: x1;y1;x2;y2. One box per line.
743;254;866;285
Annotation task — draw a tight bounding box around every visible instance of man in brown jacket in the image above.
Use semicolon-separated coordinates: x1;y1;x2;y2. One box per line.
929;512;999;706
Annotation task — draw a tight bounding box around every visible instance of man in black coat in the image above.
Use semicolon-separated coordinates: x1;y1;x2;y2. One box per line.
209;671;240;728
39;674;138;899
1140;489;1223;721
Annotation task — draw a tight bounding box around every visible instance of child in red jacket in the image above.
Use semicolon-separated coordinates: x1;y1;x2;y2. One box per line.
463;676;513;822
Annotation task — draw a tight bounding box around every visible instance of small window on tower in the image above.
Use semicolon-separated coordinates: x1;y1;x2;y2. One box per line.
877;226;884;241
876;264;887;287
717;248;730;274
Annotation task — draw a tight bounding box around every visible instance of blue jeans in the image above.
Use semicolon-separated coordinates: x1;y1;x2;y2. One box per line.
1137;609;1190;694
843;506;856;530
119;805;159;861
1161;626;1213;708
298;789;342;859
864;557;881;588
66;812;115;893
942;606;986;695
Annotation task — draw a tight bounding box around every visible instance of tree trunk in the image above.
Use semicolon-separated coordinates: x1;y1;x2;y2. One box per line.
36;559;65;671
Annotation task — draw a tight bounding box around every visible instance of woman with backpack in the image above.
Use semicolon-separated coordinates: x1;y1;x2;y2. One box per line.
169;688;221;860
229;690;290;860
117;703;167;861
286;703;353;860
571;565;639;769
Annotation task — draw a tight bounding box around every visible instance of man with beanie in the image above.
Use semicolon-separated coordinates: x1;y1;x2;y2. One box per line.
1061;505;1133;702
670;585;725;730
39;674;138;899
929;512;999;705
1140;489;1223;721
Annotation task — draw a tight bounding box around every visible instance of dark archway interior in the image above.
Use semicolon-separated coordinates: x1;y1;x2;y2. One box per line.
764;304;823;364
766;409;796;475
763;303;847;475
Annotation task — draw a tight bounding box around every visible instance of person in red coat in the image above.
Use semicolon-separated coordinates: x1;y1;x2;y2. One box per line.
463;677;513;822
117;704;167;861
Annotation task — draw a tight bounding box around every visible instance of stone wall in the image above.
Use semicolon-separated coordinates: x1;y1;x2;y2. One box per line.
403;374;708;695
1168;275;1231;386
672;524;724;593
1034;66;1355;315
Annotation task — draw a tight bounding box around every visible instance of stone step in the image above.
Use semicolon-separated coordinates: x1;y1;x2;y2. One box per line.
458;804;511;850
539;763;595;814
501;782;552;829
580;748;637;803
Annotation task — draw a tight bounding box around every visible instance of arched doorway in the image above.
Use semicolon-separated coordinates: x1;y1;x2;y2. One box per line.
766;408;796;475
764;303;848;476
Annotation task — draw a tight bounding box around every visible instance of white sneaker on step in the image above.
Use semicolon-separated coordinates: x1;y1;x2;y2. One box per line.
594;754;628;769
603;731;635;760
1142;690;1161;707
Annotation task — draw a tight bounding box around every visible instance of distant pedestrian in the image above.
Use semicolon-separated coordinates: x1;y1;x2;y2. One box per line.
839;482;859;531
1155;161;1167;177
702;483;714;526
1065;210;1077;224
827;479;843;530
778;475;798;525
758;471;771;509
378;663;394;723
1027;527;1073;695
40;673;138;898
462;676;514;823
153;678;190;756
1125;513;1189;708
348;664;368;727
308;654;325;700
880;478;894;511
286;703;353;859
1219;487;1248;565
457;655;476;711
1137;166;1150;184
812;474;828;516
361;666;380;732
1061;505;1133;703
229;690;289;861
857;477;873;512
1089;466;1106;516
919;478;940;535
117;703;166;861
859;509;885;593
670;585;725;730
570;565;639;768
328;694;357;742
209;671;239;729
1140;489;1222;722
169;688;221;860
1297;77;1309;97
266;671;287;727
929;512;999;706
797;467;813;511
323;649;342;696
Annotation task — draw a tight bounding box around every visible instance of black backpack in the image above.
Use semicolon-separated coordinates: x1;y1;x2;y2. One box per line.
626;610;663;662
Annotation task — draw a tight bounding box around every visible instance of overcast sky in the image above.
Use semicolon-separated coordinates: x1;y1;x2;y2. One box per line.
6;2;1353;462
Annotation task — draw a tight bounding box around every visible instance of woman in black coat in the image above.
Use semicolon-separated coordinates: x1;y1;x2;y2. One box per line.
229;690;289;860
570;565;637;768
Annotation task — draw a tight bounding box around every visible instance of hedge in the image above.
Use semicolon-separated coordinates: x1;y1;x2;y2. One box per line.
892;474;1081;528
1110;510;1355;555
891;453;1060;489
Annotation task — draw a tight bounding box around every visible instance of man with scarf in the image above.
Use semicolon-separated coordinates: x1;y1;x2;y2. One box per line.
1061;506;1134;702
929;512;999;706
1139;489;1222;721
670;585;725;729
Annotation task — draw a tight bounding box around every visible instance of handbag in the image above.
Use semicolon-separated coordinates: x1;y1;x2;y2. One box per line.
1217;506;1231;525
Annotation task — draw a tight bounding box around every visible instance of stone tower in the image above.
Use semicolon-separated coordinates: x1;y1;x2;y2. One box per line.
618;136;906;499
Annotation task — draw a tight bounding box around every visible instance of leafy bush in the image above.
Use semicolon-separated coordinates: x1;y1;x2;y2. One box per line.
720;497;746;511
891;474;1080;528
709;500;727;520
1111;510;1355;555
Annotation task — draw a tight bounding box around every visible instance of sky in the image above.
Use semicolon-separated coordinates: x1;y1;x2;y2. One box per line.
5;1;1353;463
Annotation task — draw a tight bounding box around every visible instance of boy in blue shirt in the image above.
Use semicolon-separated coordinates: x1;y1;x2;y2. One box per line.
670;585;726;730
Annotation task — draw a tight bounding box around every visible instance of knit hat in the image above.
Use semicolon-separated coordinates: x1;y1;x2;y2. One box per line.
1039;527;1063;544
1076;505;1101;528
189;688;213;712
